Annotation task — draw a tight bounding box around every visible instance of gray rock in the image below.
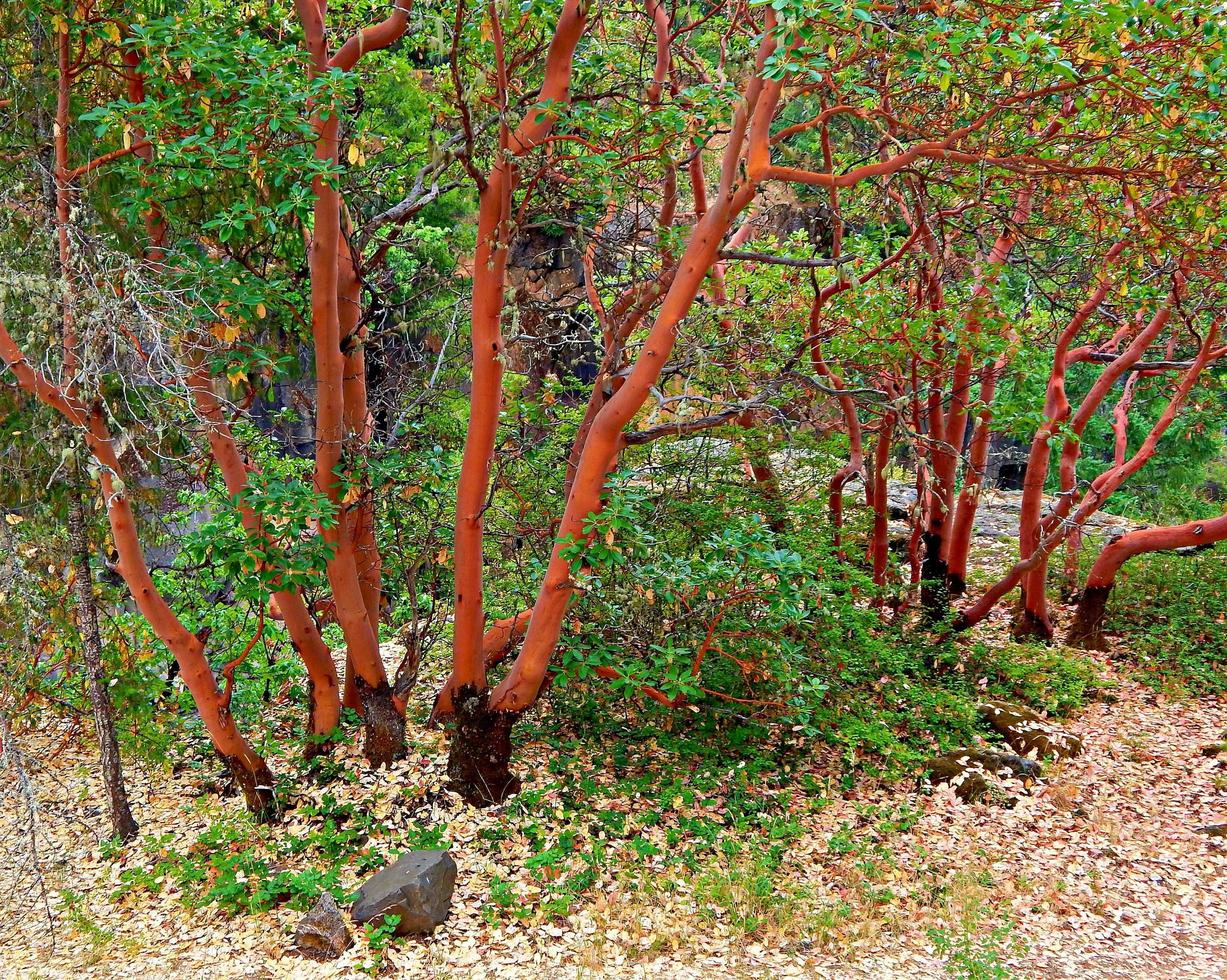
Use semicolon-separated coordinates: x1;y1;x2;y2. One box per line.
877;480;1139;544
294;892;352;961
351;850;457;935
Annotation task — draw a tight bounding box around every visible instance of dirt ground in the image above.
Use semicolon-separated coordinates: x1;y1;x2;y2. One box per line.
3;631;1226;980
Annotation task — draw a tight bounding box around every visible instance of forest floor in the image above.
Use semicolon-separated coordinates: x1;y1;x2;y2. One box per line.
4;615;1226;980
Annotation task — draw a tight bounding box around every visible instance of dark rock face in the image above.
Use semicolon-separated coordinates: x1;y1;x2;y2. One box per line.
294;893;353;961
978;701;1084;760
351;850;458;935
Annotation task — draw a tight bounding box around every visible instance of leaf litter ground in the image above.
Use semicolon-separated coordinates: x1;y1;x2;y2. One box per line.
3;628;1226;979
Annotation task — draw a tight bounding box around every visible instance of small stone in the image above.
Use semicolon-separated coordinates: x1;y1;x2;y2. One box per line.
294;893;352;961
351;850;457;935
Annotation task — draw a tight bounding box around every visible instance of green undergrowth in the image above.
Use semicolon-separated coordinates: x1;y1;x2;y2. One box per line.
1097;548;1227;695
99;613;1109;932
107;741;450;917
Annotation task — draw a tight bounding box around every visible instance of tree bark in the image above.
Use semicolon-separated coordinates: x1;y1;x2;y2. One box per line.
446;685;521;806
0;325;277;819
187;371;342;748
961;312;1218;631
295;0;407;763
1017;265;1163;638
444;0;590;711
67;482;139;842
487;34;780;714
1067;513;1227;648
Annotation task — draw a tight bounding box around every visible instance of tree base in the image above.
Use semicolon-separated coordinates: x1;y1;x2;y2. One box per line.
302;679;341;760
223;754;277;822
1066;584;1111;651
1011;606;1054;643
946;573;967;598
447;685;522;807
920;533;950;620
358;679;407;768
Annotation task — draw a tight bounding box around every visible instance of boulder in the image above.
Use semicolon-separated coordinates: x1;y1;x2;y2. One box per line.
294;892;352;961
978;701;1083;760
351;850;457;935
922;748;1042;804
922;756;993;803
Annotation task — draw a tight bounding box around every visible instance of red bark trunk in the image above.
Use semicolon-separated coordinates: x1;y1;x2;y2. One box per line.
188;372;342;746
961;312;1219;630
445;0;590;704
295;0;410;764
488;33;783;714
1018;288;1173;638
1067;513;1227;649
0;323;276;817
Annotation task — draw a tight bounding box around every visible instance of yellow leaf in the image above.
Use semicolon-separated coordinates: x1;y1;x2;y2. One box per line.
347;143;361;165
342;484;362;505
103;22;121;43
827;43;837;61
51;14;67;34
211;320;240;343
4;513;23;526
255;302;267;319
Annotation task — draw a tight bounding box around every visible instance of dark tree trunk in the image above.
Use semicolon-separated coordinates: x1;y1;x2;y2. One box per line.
1066;584;1112;650
68;485;139;842
446;685;521;807
920;531;950;618
1011;597;1055;643
221;750;278;820
357;678;406;768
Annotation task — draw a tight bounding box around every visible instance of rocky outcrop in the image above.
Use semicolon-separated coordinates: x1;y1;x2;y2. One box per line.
922;748;1043;804
978;701;1084;760
881;481;1137;542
